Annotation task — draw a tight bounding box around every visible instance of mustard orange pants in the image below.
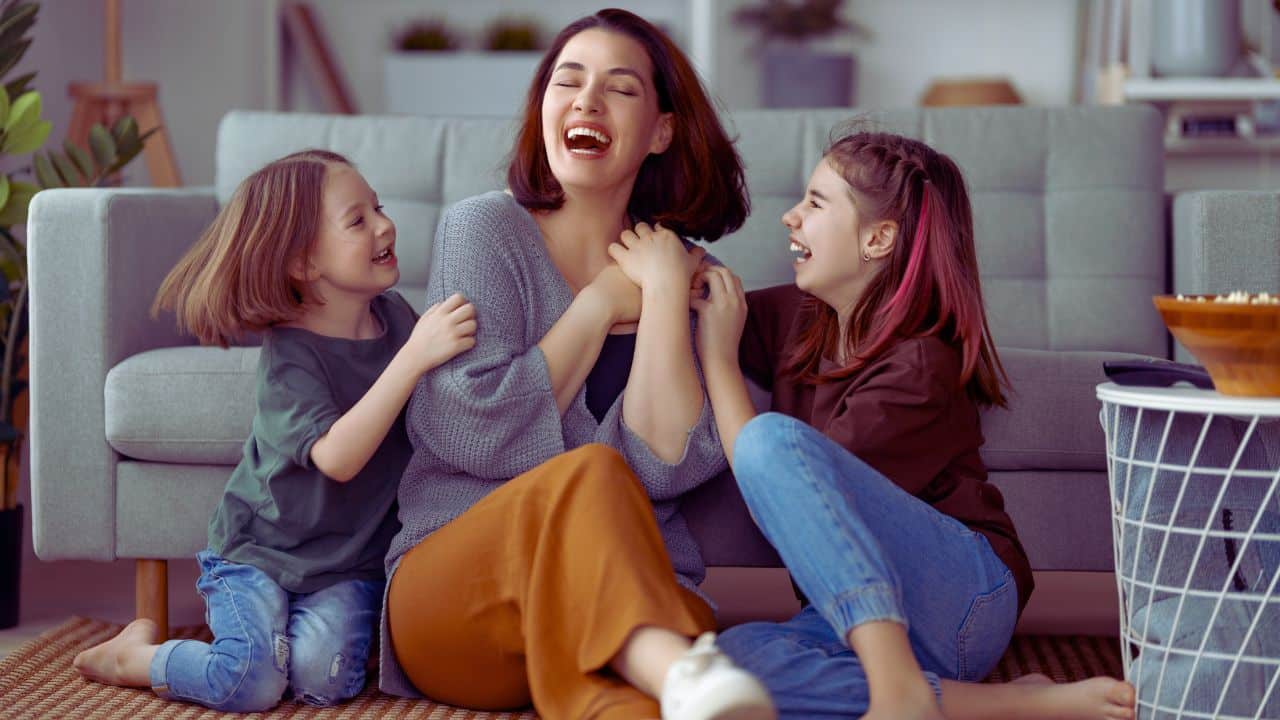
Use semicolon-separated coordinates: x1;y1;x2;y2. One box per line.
388;444;715;720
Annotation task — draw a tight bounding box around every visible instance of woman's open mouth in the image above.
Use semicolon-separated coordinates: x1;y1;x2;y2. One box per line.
565;124;612;157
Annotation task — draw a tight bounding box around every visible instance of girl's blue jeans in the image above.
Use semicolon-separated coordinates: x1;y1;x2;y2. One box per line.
149;550;381;712
717;412;1019;719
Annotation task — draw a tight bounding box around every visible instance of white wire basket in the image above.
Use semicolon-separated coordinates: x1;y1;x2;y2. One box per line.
1099;384;1280;719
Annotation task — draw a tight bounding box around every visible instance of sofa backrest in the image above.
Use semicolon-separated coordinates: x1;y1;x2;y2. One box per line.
217;105;1165;356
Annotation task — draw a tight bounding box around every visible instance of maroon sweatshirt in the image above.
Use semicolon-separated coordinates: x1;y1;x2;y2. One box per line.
739;284;1034;614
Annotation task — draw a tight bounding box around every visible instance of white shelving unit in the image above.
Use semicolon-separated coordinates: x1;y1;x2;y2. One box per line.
1116;0;1280;155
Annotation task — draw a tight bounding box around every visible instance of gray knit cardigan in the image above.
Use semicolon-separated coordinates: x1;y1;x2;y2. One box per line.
379;191;728;697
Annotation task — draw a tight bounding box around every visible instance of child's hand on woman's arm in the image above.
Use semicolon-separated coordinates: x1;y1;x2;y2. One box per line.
691;266;757;466
311;293;476;482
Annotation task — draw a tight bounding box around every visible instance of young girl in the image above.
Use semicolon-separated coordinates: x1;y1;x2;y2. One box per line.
689;131;1138;720
72;149;477;712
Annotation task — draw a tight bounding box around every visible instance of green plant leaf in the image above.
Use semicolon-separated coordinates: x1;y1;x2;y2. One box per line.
0;180;36;225
64;139;94;179
32;151;60;188
0;116;45;153
51;151;82;186
87;124;116;167
0;37;31;81
0;85;10;128
3;71;34;100
0;3;37;49
3;88;37;134
0;174;10;212
111;115;137;140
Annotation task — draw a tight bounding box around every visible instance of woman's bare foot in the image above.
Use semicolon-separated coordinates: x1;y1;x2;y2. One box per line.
72;618;161;687
1013;675;1136;720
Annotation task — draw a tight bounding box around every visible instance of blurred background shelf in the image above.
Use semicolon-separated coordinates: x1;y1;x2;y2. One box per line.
1125;78;1280;102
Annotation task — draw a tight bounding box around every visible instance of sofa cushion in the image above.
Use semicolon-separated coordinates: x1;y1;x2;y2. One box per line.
981;348;1147;472
105;346;260;464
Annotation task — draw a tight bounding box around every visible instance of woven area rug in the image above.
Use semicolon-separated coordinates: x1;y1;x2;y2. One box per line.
0;617;1122;719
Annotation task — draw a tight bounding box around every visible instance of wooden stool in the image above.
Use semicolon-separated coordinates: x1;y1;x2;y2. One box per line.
66;81;181;187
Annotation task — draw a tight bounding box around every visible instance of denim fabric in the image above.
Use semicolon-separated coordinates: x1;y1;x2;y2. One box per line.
1105;406;1280;719
149;550;381;712
717;413;1018;719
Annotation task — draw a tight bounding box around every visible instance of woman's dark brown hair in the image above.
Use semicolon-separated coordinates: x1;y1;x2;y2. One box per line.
783;130;1009;408
152;149;351;348
507;8;748;241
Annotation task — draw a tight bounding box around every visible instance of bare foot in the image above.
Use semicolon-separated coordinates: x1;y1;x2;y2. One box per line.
1015;676;1136;720
72;619;161;687
1013;672;1054;686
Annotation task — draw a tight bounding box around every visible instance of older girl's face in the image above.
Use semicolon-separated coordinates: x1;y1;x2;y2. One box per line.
540;28;673;195
782;158;871;310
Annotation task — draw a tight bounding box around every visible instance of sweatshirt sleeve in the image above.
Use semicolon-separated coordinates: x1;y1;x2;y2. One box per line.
405;197;566;480
593;331;728;501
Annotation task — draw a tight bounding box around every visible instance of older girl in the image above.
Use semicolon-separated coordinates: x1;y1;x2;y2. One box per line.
693;131;1137;720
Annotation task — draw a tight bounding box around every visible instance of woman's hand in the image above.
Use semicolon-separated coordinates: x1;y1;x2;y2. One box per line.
691;266;747;366
608;222;706;292
584;264;642;327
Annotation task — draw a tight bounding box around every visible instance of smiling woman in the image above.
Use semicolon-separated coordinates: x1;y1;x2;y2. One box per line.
377;9;772;720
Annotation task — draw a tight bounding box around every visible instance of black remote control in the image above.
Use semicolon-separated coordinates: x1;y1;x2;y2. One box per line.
1103;358;1215;390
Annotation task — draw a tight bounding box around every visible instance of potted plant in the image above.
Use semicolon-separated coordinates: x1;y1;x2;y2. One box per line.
0;0;154;630
734;0;870;108
384;16;543;117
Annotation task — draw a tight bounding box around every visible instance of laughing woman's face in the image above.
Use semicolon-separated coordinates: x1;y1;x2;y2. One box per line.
540;28;673;197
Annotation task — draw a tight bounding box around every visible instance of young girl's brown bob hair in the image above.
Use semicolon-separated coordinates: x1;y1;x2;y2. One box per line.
152;149;351;348
507;8;749;241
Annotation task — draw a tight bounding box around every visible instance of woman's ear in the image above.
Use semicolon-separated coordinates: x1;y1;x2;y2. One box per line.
865;220;897;260
650;112;674;155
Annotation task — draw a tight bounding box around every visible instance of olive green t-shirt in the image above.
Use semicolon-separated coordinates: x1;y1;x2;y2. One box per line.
208;291;417;594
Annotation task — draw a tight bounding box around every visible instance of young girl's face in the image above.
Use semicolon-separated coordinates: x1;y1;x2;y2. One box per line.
540;28;673;196
305;163;398;302
783;158;872;311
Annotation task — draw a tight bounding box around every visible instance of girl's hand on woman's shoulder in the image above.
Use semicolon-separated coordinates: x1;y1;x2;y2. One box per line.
691;266;747;365
409;293;478;373
608;222;706;293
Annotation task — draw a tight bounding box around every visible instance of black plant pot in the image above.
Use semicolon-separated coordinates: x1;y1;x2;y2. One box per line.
0;504;20;629
762;46;855;108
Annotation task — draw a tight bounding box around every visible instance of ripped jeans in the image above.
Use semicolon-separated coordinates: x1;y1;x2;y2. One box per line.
150;550;380;712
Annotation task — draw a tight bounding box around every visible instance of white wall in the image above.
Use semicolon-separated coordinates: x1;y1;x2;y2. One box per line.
19;0;1280;191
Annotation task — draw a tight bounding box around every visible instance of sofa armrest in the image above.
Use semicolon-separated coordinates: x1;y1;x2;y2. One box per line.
1171;191;1280;361
28;187;218;560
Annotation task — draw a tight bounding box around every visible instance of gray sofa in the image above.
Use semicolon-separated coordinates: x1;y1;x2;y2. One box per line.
28;106;1275;631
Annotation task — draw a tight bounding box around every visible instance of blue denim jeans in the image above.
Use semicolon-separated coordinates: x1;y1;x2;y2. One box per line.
149;550;381;712
716;413;1019;719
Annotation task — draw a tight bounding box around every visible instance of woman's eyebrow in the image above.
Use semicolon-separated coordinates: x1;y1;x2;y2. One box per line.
553;61;644;84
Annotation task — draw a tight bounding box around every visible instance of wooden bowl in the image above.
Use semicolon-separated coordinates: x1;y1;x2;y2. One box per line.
920;77;1022;107
1153;294;1280;397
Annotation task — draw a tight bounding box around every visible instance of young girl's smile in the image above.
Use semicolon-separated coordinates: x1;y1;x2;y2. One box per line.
307;163;399;300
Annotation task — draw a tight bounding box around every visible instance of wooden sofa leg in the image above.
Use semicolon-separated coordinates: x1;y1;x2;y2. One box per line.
136;559;169;642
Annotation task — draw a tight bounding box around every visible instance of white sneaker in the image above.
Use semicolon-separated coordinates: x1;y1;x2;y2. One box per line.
660;632;777;720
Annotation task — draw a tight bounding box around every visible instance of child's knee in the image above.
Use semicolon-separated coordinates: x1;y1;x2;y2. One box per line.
289;640;369;706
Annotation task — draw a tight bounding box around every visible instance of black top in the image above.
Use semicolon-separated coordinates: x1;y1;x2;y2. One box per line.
586;332;637;422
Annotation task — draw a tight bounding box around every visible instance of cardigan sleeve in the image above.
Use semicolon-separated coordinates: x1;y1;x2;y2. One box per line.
405;197;566;480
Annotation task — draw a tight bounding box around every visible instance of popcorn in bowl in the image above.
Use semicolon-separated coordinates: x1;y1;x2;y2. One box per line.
1154;292;1280;397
